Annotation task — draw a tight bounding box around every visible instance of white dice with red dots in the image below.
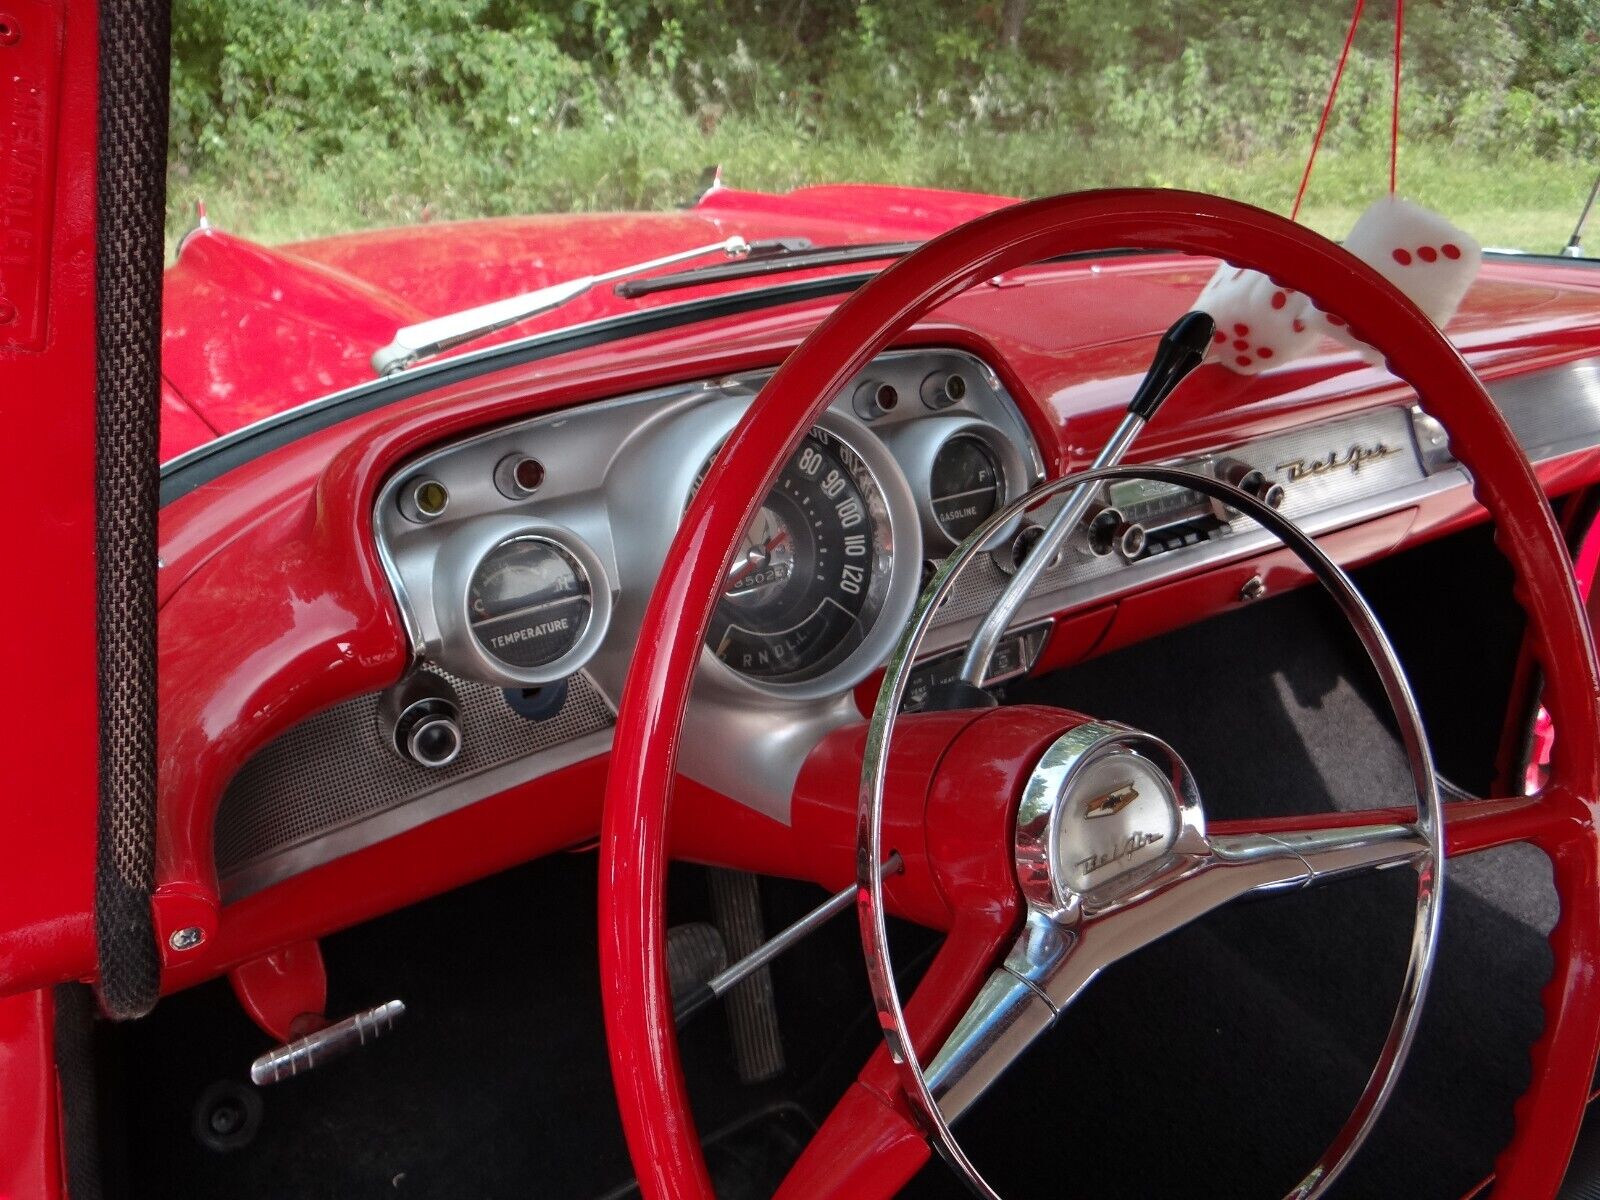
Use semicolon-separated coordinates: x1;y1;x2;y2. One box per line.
1194;264;1318;375
1319;195;1482;345
1200;196;1482;375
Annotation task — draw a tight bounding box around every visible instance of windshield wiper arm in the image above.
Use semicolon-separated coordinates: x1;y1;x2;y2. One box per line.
371;236;756;375
613;241;923;299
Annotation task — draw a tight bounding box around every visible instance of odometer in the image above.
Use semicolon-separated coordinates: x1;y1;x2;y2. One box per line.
699;428;894;684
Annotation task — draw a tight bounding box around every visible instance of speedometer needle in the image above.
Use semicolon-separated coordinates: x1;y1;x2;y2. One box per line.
727;531;790;588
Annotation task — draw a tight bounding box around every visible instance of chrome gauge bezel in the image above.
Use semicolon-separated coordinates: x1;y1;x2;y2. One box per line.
885;415;1030;553
691;409;924;704
433;517;614;688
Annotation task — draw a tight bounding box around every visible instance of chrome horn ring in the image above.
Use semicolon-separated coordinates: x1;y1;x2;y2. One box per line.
856;465;1444;1200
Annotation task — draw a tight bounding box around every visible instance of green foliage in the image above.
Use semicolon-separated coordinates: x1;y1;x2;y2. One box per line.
165;0;1599;253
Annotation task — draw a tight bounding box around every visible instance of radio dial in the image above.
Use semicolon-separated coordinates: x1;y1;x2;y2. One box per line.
1084;506;1146;561
1218;458;1286;510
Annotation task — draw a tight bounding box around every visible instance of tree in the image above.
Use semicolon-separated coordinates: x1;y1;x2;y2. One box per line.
1001;0;1027;50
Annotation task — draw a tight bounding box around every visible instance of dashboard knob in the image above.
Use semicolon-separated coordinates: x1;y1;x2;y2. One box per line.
995;521;1063;576
919;370;968;410
1218;458;1285;510
852;379;901;420
377;672;463;769
1083;506;1145;560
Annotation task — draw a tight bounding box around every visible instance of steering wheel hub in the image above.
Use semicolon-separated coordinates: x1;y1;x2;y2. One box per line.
1022;723;1200;912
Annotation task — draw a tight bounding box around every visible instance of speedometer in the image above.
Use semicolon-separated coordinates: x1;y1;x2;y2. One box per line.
699;428;894;684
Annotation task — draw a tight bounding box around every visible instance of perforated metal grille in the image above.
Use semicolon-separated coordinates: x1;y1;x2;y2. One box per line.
214;670;614;881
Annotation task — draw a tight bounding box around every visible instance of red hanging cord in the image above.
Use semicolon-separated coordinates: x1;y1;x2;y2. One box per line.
1390;0;1404;194
1291;0;1366;222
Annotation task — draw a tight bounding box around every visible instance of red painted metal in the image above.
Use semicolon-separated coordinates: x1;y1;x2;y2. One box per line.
0;0;65;354
0;990;63;1200
142;263;1600;1002
597;189;1600;1199
228;940;328;1042
159;186;1018;445
0;0;98;1005
0;1;93;1191
157;192;1600;457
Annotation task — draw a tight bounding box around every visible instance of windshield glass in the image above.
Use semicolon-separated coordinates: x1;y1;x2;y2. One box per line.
160;1;1598;464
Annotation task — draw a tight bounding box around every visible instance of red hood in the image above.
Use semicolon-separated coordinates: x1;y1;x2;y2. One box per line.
159;183;1014;453
159;183;1600;461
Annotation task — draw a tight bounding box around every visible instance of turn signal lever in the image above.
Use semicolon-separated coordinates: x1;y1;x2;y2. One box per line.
956;311;1215;687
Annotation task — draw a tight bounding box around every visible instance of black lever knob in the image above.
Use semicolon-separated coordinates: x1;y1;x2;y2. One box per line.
1126;311;1216;420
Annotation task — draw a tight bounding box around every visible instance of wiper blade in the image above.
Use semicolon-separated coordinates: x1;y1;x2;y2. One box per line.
371;236;755;375
613;241;922;299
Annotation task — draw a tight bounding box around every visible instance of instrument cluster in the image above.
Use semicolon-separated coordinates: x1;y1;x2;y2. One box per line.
371;346;1439;818
373;349;1043;714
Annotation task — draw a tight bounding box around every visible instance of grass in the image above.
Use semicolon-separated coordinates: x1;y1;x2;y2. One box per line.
165;117;1594;258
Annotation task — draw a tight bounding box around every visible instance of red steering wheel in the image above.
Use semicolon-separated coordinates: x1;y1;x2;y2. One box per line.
599;190;1600;1198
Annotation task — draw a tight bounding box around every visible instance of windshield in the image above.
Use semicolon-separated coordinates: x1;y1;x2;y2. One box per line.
160;1;1599;465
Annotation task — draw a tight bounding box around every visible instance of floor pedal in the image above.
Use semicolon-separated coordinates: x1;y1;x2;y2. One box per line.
249;999;405;1085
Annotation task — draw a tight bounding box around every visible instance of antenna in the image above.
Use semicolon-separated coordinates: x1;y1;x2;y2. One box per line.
1564;171;1600;258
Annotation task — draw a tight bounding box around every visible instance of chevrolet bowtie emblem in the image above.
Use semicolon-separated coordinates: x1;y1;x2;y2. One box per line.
1084;784;1139;818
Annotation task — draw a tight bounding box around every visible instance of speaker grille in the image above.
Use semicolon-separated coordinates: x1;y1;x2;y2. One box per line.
215;670;614;892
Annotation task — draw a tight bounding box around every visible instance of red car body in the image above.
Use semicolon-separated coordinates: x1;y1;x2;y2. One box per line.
6;6;1600;1197
157;183;1017;457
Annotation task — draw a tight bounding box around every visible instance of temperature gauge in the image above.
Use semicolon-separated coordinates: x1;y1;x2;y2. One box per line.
466;535;597;676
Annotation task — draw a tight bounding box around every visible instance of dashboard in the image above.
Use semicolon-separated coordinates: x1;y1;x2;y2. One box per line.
209;347;1600;903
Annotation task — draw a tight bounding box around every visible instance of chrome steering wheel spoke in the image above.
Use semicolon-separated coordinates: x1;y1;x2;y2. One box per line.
1212;822;1428;889
927;820;1427;1124
858;467;1445;1200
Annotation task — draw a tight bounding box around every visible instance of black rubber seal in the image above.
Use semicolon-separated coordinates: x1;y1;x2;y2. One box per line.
94;0;171;1019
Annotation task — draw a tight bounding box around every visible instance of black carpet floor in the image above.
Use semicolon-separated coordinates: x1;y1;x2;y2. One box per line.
903;569;1553;1199
103;528;1559;1198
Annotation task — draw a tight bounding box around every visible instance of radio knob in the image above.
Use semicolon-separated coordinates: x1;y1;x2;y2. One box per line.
1085;506;1146;561
1218;458;1286;510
